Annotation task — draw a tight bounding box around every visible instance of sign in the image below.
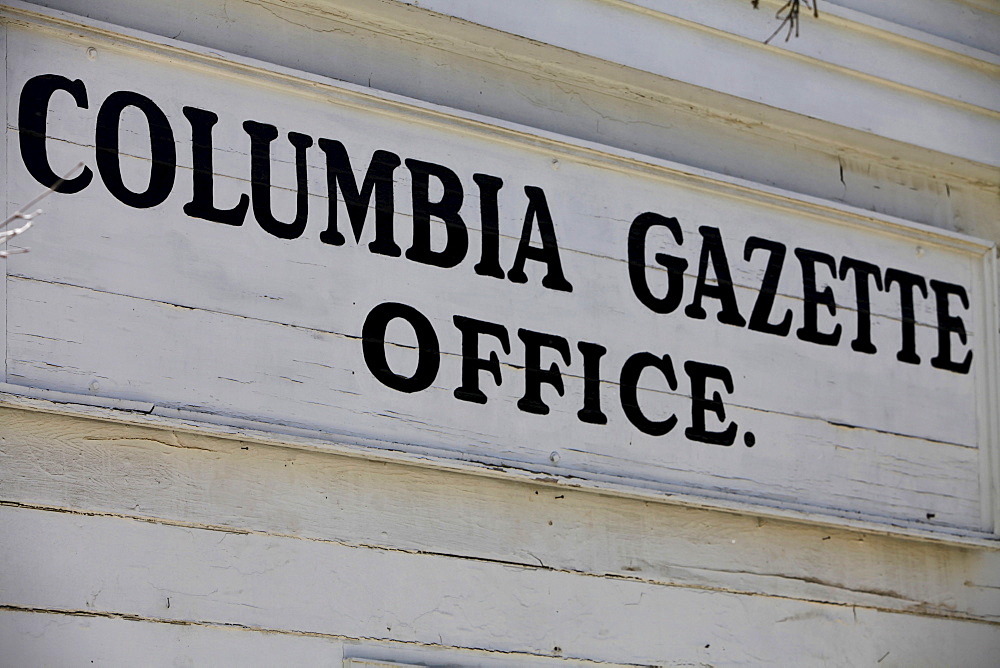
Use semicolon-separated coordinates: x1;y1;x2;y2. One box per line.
4;15;997;538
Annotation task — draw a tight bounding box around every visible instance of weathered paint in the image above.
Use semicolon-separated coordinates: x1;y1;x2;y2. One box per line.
2;9;997;538
2;0;999;664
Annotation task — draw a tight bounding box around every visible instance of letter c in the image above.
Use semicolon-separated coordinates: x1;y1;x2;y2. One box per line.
18;74;94;193
619;352;679;436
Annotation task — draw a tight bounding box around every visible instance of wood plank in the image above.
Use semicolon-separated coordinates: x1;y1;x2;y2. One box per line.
619;1;1000;93
1;16;7;384
1;153;972;330
2;505;998;666
0;608;616;667
3;216;979;447
0;609;347;667
2;407;998;622
4;278;983;529
360;0;1000;166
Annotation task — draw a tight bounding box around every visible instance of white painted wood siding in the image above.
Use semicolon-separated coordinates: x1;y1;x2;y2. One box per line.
3;1;999;665
19;1;1000;240
2;405;999;665
3;6;997;538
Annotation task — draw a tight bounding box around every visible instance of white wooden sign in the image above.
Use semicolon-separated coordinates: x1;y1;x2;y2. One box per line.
3;12;998;540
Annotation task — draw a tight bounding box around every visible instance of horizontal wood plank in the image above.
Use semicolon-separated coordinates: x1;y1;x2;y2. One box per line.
2;406;998;622
2;504;998;666
0;609;347;667
0;607;625;668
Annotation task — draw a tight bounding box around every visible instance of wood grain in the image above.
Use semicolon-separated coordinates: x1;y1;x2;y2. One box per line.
2;407;998;622
5;277;984;529
2;503;998;666
2;9;996;538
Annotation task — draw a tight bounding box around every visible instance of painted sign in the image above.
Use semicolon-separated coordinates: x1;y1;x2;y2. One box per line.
4;16;997;538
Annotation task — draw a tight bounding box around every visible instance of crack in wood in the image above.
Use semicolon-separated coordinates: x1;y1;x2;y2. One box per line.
2;500;997;624
7;274;977;450
0;603;653;666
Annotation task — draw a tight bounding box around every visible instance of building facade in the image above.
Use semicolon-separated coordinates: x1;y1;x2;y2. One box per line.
3;0;999;665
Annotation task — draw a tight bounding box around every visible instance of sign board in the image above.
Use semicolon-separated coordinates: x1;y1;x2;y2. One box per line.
3;11;998;539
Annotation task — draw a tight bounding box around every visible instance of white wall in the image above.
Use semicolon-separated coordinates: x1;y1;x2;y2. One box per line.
3;404;999;665
3;1;999;665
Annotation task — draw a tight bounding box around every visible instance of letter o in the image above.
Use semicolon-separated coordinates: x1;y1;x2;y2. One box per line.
96;90;176;208
362;302;440;393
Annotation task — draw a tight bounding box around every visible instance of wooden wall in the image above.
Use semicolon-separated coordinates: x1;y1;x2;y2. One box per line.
3;0;999;664
3;403;999;665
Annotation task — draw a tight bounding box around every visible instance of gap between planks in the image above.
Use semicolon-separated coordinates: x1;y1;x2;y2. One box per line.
2;499;997;626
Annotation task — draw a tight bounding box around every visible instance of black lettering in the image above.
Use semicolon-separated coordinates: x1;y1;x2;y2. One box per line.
929;280;973;374
517;329;571;415
627;212;688;314
317;140;402;255
885;268;927;364
18;74;93;193
472;173;505;279
684;361;737;446
685;227;746;327
794;248;842;346
96;90;175;208
405;159;468;268
362;302;440;393
744;237;792;336
453;315;511;404
619;352;678;436
507;186;573;292
182;107;248;226
839;257;883;354
577;341;608;425
243;120;312;240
